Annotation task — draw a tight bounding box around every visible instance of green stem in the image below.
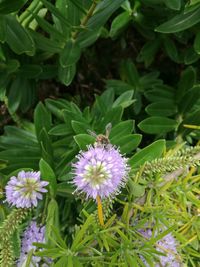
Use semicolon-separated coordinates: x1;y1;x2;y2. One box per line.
72;0;99;40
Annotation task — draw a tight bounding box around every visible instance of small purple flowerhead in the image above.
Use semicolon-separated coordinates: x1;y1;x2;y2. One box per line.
72;145;129;200
140;227;182;267
5;171;48;208
18;221;49;267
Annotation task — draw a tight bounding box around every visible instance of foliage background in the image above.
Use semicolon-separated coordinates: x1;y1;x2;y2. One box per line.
0;0;200;266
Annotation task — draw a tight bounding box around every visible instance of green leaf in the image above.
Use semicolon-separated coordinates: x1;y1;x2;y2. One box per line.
0;16;6;42
194;31;200;54
177;66;196;102
105;79;134;95
178;85;200;114
144;85;174;102
0;0;28;14
112;90;135;108
77;0;125;47
184;47;200;65
57;182;74;196
110;11;131;38
54;256;69;267
112;134;142;154
18;64;42;78
8;76;23;113
163;37;179;62
41;0;72;28
5;15;35;55
156;7;200;33
58;63;76;86
110;120;134;139
49;124;73;136
34;102;52;141
74;134;95;150
138;116;178;134
98;106;123;130
129;140;166;169
164;0;181;10
128;180;145;197
71;121;91;134
29;29;61;53
120;59;140;88
137;39;161;67
60;40;81;67
145;101;177;117
71;215;94;251
39;158;57;198
46;199;60;245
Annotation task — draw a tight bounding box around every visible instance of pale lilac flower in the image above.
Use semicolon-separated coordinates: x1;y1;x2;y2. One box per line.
140;228;182;267
5;171;48;208
73;146;129;199
17;221;49;267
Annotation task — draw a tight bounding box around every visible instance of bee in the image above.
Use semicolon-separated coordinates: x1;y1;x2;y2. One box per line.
88;123;112;148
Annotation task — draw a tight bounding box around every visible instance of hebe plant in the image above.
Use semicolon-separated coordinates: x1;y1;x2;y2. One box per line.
0;0;200;266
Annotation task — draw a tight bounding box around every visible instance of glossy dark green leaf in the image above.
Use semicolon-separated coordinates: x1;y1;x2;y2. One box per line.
41;0;72;28
164;37;179;62
110;11;131;38
145;101;177;116
112;134;142;154
178;85;200;114
49;124;73;136
110;120;134;139
184;47;200;64
74;134;95;150
120;59;140;88
165;0;181;10
156;7;200;33
71;121;91;134
77;0;125;47
8;76;23;113
18;64;42;78
137;39;161;67
5;15;35;55
0;0;28;14
29;29;61;53
138;116;178;134
144;85;174;102
112;90;134;108
58;64;76;86
98;106;123;130
105;79;134;95
60;40;81;67
194;31;200;54
34;102;52;141
129;140;166;169
177;66;196;102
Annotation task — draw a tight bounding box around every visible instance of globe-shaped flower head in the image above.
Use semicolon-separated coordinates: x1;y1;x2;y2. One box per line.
73;145;129;200
5;171;48;208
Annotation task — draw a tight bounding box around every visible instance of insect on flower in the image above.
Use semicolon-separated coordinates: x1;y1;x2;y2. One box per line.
72;123;130;226
87;122;112;148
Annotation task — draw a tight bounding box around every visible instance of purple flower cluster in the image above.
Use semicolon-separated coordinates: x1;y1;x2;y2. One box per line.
73;146;129;199
5;171;48;208
17;221;49;267
140;228;181;267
